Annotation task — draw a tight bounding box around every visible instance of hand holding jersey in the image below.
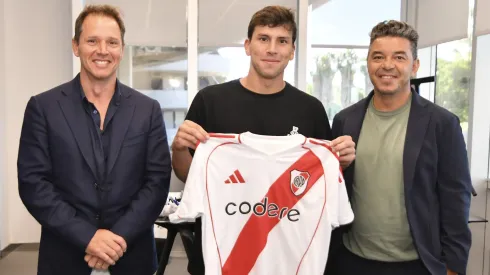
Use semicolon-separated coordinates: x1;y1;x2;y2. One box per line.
172;120;210;182
330;136;356;169
173;120;210;151
170;133;354;275
172;120;356;170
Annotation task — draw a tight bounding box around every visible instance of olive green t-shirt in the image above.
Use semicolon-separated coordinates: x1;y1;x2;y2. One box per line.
343;95;419;261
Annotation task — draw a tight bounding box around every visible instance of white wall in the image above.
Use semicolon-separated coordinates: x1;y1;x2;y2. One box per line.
0;0;7;251
475;0;490;36
1;0;73;247
471;34;490;275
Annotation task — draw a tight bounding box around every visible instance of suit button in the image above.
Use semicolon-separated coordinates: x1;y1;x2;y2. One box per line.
95;214;100;220
94;182;98;190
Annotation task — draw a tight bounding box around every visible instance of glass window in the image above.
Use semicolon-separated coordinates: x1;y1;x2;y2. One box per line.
417;83;434;103
197;47;296;89
85;0;187;47
415;46;436;102
307;0;401;121
307;48;369;120
128;46;188;145
435;38;472;140
199;0;298;46
417;47;437;78
309;0;401;46
198;1;298;87
87;0;188;145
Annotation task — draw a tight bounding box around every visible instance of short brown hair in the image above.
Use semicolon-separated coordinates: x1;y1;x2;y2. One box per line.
369;20;419;59
247;6;297;44
73;4;126;45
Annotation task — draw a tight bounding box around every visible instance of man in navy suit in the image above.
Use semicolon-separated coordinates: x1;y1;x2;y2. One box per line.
17;4;171;275
325;20;472;275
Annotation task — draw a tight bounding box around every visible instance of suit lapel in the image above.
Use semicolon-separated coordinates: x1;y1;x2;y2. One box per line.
58;77;97;178
340;93;372;197
343;96;371;146
106;84;134;176
403;92;431;192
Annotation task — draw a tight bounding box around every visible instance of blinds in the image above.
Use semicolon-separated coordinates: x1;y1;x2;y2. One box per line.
406;0;469;47
85;0;187;47
476;0;490;36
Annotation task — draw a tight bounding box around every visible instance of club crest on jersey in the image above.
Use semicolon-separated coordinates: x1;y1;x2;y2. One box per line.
290;170;310;196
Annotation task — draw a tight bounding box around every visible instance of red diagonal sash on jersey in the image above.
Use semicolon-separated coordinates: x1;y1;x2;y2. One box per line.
308;140;343;183
222;150;324;275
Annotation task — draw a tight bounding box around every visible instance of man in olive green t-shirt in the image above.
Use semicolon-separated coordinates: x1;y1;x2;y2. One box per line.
324;20;472;275
343;94;418;262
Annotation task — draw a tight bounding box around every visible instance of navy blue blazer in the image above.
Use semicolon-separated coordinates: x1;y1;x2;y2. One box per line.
17;76;171;275
329;91;472;275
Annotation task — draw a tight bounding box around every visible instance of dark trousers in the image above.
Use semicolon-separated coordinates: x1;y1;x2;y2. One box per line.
188;218;205;275
325;244;431;275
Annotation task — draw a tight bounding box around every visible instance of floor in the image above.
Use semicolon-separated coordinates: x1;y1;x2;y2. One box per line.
0;243;190;275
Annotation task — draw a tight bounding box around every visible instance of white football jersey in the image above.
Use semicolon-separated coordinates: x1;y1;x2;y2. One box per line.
170;132;354;275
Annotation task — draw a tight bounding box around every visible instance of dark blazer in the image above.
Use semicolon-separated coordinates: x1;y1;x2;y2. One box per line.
328;90;472;275
17;75;171;275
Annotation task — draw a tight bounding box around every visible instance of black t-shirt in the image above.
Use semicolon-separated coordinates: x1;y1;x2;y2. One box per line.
184;79;332;275
185;79;332;139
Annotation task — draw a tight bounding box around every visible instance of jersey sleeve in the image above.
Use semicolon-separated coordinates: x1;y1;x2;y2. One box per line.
310;139;353;228
169;142;208;223
337;170;354;226
307;139;352;228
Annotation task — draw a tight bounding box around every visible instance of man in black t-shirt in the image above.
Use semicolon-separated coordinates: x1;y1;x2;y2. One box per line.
184;79;332;140
171;6;356;275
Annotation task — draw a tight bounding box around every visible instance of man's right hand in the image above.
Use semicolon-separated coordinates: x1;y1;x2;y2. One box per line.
172;120;209;151
84;254;110;270
85;229;127;265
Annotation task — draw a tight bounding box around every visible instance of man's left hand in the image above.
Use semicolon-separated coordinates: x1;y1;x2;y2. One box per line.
331;135;356;169
447;269;457;275
85;254;110;270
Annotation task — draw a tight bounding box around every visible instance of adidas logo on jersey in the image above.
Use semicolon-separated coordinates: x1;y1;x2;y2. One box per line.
225;197;300;222
225;170;245;184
